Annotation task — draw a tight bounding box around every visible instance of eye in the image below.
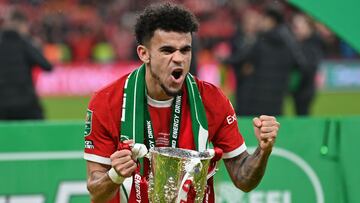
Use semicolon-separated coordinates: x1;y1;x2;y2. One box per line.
160;47;176;54
180;47;191;54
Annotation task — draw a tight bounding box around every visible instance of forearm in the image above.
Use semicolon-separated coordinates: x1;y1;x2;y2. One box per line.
86;148;138;202
224;147;272;192
87;170;120;203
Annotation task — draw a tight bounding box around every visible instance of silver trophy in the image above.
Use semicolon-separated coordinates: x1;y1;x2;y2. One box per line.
148;147;215;203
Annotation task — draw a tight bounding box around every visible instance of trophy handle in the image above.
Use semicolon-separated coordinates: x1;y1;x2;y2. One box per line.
176;158;202;203
206;147;223;180
208;147;223;162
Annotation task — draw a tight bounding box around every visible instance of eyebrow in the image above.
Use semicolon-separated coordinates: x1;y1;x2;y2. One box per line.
159;45;192;51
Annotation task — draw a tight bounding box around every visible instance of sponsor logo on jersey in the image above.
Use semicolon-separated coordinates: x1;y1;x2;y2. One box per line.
84;109;93;137
226;114;237;125
85;140;94;149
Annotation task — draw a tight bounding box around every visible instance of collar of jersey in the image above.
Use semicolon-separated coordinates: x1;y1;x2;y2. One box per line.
147;95;174;108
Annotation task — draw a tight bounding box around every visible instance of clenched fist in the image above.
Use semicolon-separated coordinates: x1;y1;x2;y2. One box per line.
253;115;280;152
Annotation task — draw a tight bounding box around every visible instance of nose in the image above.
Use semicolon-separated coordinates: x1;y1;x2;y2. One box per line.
172;50;185;65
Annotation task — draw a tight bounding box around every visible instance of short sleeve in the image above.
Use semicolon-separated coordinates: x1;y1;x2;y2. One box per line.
83;92;117;165
201;81;247;159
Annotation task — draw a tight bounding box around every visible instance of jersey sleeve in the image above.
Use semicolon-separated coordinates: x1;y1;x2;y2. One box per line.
201;81;247;159
83;92;117;165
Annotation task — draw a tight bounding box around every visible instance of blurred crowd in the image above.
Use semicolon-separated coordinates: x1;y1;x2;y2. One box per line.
0;0;358;65
0;0;359;118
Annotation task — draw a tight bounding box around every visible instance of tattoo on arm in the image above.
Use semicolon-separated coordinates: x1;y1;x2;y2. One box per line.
224;147;271;192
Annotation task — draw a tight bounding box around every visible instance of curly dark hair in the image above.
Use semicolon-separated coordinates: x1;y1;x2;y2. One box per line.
135;3;199;45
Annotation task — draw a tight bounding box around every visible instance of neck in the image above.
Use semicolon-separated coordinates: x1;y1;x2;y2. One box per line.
145;66;173;101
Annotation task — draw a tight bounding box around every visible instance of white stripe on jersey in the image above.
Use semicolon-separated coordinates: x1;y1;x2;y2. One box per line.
222;143;247;159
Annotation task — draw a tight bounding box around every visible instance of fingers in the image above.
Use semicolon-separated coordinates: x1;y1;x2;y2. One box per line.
261;120;280;128
113;161;137;177
258;116;280;126
110;149;137;177
253;117;262;128
254;115;280;150
259;126;279;133
110;148;132;159
258;131;277;141
253;116;280;125
259;115;278;123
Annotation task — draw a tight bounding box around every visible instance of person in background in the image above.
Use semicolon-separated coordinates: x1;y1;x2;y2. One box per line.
0;10;53;120
291;13;325;115
235;5;307;116
84;3;280;203
223;8;261;115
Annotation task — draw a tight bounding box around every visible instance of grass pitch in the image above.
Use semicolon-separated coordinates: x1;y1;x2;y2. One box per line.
41;91;360;120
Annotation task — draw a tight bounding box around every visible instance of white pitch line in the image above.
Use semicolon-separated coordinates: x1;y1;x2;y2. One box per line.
0;151;83;161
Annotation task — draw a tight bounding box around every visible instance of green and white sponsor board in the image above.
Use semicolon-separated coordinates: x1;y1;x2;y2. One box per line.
1;118;360;203
318;60;360;91
0;122;88;203
214;117;360;203
215;147;322;203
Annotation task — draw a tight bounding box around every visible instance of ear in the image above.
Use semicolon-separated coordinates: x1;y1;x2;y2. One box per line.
137;45;150;64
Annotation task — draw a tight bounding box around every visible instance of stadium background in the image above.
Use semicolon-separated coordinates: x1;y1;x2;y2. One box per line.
1;0;360;203
22;0;359;119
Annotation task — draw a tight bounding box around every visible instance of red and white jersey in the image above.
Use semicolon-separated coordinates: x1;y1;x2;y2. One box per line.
83;73;247;203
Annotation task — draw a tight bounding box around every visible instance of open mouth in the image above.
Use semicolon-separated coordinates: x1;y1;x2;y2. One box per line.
171;69;183;80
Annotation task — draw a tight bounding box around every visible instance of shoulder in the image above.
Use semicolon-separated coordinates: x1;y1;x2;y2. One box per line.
194;77;244;154
195;77;220;94
195;77;230;107
194;77;235;122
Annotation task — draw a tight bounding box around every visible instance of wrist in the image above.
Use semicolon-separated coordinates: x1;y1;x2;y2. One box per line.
257;144;272;156
107;168;125;184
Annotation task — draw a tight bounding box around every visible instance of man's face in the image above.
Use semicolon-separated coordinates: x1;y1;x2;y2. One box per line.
145;30;192;98
260;15;275;32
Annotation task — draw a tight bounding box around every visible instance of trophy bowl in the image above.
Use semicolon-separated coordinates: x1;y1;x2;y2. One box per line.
148;147;215;203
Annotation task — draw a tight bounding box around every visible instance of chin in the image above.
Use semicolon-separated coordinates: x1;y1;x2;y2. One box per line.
161;84;182;96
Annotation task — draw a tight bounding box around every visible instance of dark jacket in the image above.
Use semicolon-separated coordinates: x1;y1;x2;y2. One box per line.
292;33;324;115
237;25;306;116
0;30;52;109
